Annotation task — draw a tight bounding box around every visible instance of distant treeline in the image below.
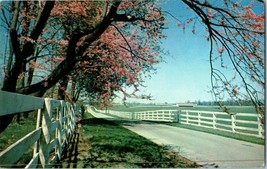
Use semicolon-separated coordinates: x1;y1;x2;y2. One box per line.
193;100;256;106
113;99;259;107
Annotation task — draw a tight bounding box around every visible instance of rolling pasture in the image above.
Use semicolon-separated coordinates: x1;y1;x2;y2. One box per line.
108;104;257;114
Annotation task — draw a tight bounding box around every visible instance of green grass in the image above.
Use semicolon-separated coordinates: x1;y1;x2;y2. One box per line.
108;105;258;114
0;114;36;168
150;121;264;145
59;112;199;168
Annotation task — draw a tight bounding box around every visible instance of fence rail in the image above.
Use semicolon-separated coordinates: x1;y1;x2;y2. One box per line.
0;90;79;168
134;110;179;122
94;107;264;138
180;110;264;138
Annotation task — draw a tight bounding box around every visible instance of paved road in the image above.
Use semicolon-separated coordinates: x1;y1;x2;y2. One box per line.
89;110;265;168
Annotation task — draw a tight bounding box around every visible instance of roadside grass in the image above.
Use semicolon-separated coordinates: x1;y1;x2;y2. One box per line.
153;121;264;145
60;112;199;168
0;114;36;168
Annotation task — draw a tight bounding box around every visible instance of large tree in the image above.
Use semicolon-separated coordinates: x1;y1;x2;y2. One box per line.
0;0;165;132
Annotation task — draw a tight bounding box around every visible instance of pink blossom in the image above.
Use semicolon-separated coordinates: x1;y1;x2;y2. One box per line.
217;47;224;54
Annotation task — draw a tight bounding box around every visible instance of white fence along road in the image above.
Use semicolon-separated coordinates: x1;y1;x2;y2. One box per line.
89;108;265;168
96;108;264;138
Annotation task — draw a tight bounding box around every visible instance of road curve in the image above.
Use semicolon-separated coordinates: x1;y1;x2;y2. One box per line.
89;110;265;168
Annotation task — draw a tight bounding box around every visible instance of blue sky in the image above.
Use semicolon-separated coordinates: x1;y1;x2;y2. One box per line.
124;0;264;104
138;26;213;103
125;1;214;103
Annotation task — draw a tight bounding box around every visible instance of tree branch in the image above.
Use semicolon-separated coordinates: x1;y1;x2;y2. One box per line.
1;7;10;27
29;1;55;40
76;1;121;56
21;1;54;58
16;1;123;96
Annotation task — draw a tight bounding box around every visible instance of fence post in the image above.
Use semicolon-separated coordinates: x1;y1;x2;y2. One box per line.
173;111;177;122
213;113;216;129
257;114;264;138
231;114;236;133
131;112;134;120
186;111;189;124
33;109;42;156
198;112;201;126
177;111;180;123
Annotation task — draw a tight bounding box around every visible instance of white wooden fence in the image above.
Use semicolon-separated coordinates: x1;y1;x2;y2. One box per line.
96;109;179;122
0;90;79;168
94;108;264;138
180;110;264;138
134;110;179;122
100;109;133;119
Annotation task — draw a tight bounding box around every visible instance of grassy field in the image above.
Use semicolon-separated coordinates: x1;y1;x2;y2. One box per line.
108;104;258;114
59;112;199;168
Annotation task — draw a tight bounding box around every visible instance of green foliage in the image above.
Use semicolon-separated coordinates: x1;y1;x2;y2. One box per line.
0;117;35;151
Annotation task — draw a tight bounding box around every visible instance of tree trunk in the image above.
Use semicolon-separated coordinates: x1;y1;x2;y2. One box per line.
0;1;55;133
0;0;117;133
58;75;69;100
27;58;37;86
71;80;81;102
